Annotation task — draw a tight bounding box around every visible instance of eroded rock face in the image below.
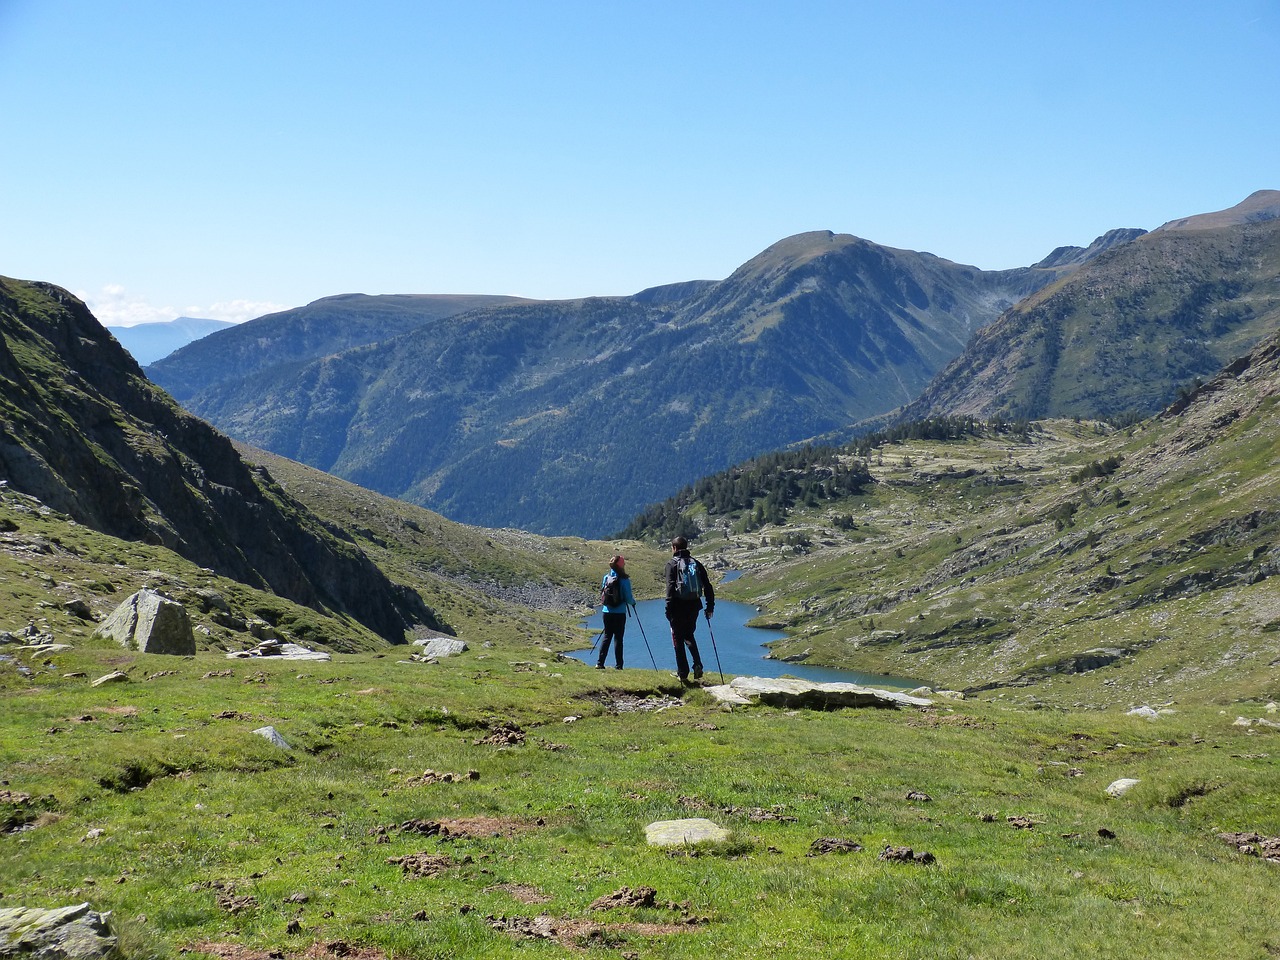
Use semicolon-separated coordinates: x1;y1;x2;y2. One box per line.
0;902;118;960
94;589;195;655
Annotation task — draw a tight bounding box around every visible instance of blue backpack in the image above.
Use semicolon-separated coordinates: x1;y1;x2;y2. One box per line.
676;557;702;600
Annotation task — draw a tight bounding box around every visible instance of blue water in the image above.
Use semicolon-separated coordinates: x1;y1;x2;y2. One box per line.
572;598;920;689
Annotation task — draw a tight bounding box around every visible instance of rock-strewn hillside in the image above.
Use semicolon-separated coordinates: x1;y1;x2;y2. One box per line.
0;276;436;642
641;322;1280;702
897;191;1280;422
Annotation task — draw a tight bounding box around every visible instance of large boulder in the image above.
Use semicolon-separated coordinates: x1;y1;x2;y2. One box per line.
93;589;195;655
704;676;932;709
0;902;118;960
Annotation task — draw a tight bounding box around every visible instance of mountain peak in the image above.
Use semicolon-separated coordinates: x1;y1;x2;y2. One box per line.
1153;189;1280;233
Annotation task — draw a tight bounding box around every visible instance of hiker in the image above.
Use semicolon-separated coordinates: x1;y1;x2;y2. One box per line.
597;554;635;670
664;536;714;683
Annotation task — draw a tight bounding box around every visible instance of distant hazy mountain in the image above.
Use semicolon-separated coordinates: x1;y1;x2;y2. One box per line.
149;294;532;403
897;191;1280;423
108;316;236;365
149;229;1125;536
0;276;434;641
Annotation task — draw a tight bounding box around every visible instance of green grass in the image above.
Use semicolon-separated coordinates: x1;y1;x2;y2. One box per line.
4;642;1279;959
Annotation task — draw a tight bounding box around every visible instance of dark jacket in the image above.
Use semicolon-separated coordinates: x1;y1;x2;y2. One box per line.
664;550;714;613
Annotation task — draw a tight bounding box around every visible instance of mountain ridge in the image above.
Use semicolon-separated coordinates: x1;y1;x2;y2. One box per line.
149;227;1130;536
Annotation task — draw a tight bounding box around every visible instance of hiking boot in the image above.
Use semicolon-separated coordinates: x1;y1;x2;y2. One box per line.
595;663;605;670
693;668;703;680
614;665;623;670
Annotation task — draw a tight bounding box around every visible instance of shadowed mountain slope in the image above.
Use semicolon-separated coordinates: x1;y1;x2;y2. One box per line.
0;276;435;642
151;230;1116;536
897;192;1280;422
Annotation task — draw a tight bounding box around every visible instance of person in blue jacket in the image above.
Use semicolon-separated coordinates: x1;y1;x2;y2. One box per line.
597;554;635;670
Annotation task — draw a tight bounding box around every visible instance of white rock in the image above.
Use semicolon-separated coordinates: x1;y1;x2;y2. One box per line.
1105;778;1141;797
1127;706;1159;719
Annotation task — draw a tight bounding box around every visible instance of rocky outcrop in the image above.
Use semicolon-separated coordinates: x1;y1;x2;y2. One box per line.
0;277;437;642
0;903;117;960
704;676;932;709
94;590;195;655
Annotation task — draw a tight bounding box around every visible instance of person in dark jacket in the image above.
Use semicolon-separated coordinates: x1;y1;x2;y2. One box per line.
597;554;635;670
664;536;714;683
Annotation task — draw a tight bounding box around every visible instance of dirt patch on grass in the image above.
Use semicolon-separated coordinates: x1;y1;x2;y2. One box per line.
576;691;684;713
440;815;547;838
487;914;699;948
484;882;551;904
1219;831;1280;862
387;851;468;878
188;941;388;960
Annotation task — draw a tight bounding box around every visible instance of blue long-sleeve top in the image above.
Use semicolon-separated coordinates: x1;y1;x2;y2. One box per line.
601;570;635;614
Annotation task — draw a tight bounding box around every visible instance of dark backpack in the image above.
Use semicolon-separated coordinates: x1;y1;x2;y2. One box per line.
600;572;623;608
675;557;702;600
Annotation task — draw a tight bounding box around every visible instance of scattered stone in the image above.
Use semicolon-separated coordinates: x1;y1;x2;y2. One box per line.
402;769;479;786
473;722;525;747
226;640;329;661
251;726;291;750
703;676;932;710
878;846;935;865
387;852;462;878
905;790;932;802
1105;778;1140;797
201;670;233;679
0;903;117;960
1217;831;1280;863
1007;815;1043;830
644;818;730;847
90;671;128;688
216;894;257;914
1127;706;1160;719
807;838;863;856
1098;828;1117;840
588;886;657;911
285;919;302;935
94;589;195;655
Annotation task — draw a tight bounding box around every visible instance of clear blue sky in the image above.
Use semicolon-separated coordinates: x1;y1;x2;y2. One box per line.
1;1;1276;326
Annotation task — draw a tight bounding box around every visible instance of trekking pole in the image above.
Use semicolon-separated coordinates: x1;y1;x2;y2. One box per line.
630;604;659;671
588;627;605;654
704;611;725;685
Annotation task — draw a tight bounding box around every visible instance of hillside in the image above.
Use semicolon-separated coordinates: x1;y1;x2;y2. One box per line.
0;277;433;644
150;293;531;403
148;230;1113;537
897;191;1280;422
627;325;1280;704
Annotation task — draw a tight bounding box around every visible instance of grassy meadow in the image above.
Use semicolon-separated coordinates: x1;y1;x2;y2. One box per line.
3;636;1278;959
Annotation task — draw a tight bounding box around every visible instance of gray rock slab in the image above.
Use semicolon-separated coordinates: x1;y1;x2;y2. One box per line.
645;818;730;847
252;726;291;750
703;676;931;710
0;902;118;960
226;642;330;661
411;637;468;659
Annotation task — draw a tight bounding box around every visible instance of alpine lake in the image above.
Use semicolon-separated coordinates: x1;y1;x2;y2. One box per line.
571;572;921;688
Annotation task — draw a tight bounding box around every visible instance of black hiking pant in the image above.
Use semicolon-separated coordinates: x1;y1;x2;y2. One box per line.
666;602;703;680
597;611;626;668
